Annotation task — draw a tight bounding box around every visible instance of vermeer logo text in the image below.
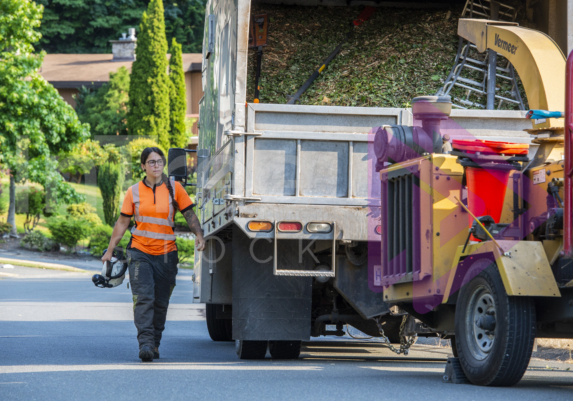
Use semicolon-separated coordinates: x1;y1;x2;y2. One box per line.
494;33;518;54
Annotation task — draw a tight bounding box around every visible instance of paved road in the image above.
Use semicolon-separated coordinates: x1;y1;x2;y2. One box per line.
1;265;573;401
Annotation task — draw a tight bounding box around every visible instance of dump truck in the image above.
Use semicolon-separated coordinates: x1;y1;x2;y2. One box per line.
373;18;573;386
167;0;558;360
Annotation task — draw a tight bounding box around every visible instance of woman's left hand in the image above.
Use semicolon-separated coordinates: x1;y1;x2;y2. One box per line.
195;236;206;252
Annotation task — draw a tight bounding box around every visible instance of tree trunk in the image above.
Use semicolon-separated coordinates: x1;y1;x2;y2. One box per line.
76;172;82;184
8;174;17;235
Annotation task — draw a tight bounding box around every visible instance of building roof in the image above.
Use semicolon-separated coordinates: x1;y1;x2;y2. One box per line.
40;53;202;88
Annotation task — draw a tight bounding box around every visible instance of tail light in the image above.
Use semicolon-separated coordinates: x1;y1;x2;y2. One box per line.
277;222;302;232
307;223;332;233
375;225;382;235
248;221;273;232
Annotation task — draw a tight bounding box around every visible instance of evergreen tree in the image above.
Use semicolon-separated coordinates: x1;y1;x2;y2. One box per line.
168;38;188;148
97;161;125;226
127;0;170;151
76;67;130;137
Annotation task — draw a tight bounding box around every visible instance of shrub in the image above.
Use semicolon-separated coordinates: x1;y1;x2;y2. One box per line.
0;222;12;236
174;213;188;230
89;225;113;256
98;162;125;226
123;138;167;182
89;225;132;256
176;237;195;265
47;217;91;250
67;202;102;228
119;231;132;251
21;230;55;252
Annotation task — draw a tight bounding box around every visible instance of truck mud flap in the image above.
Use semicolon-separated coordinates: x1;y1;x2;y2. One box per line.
232;225;312;341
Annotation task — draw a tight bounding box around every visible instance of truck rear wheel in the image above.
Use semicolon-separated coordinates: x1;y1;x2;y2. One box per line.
235;340;268;359
455;261;535;386
269;341;302;359
205;304;233;342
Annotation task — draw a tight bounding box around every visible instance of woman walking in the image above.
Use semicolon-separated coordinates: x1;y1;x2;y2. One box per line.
102;147;205;362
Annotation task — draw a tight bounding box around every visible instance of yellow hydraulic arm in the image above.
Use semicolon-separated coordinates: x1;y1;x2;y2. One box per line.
458;19;566;130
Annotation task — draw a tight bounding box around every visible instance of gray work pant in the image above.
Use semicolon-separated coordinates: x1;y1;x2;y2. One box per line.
127;248;178;349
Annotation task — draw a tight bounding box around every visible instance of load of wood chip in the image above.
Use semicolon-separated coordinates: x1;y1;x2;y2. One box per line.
246;3;528;109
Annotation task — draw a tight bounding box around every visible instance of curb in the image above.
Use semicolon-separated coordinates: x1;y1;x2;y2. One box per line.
0;258;88;273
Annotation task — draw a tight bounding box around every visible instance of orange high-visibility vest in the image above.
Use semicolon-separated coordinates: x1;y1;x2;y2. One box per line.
121;178;193;255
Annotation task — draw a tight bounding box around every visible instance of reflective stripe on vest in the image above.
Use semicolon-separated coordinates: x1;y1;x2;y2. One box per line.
131;181;176;239
131;229;177;241
135;215;175;227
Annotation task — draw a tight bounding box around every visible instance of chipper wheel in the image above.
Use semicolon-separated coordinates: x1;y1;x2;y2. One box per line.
235;340;268;359
269;341;302;359
455;260;536;386
205;304;233;342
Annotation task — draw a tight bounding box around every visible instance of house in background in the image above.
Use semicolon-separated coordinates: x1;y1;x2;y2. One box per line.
39;30;203;136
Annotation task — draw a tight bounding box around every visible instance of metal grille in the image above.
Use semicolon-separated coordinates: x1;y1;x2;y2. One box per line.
382;171;421;285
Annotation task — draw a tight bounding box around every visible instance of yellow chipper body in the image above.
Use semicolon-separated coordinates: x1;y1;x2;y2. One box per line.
373;19;573;386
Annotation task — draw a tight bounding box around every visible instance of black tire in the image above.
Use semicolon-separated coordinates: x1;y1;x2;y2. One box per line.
268;341;302;359
205;304;233;342
235;340;268;359
455;260;536;386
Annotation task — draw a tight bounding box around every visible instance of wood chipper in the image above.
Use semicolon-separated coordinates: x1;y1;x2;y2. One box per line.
372;19;573;386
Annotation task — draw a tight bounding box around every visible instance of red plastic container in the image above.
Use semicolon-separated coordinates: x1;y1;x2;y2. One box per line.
466;167;511;224
452;140;529;233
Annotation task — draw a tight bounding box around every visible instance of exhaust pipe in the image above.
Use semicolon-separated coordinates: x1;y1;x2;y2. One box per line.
565;50;573;257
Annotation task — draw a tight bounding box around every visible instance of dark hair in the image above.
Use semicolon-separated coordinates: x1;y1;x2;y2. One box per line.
140;147;179;212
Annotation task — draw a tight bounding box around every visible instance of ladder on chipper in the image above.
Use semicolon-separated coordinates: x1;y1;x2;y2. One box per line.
436;0;525;110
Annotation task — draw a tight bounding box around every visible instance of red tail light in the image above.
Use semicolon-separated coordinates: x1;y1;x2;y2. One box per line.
375;225;382;235
278;222;302;232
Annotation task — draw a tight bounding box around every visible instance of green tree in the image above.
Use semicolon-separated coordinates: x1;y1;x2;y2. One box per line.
36;0;206;54
127;0;170;151
169;38;188;148
97;161;125;226
58;139;106;183
165;0;207;53
76;67;130;138
0;0;89;235
15;187;53;233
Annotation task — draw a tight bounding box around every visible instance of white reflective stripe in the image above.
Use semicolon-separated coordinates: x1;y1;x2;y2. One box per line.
134;216;175;227
131;229;176;241
168;177;175;222
132;183;140;217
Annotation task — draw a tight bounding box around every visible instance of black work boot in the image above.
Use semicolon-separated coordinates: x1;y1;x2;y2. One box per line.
139;345;154;362
154;347;160;359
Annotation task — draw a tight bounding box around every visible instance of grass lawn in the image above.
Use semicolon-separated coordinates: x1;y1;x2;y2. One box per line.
0;177;126;237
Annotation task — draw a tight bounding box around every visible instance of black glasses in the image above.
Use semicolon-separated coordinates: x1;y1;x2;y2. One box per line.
146;159;164;167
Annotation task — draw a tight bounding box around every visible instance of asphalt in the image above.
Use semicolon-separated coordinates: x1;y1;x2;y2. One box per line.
1;264;572;401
